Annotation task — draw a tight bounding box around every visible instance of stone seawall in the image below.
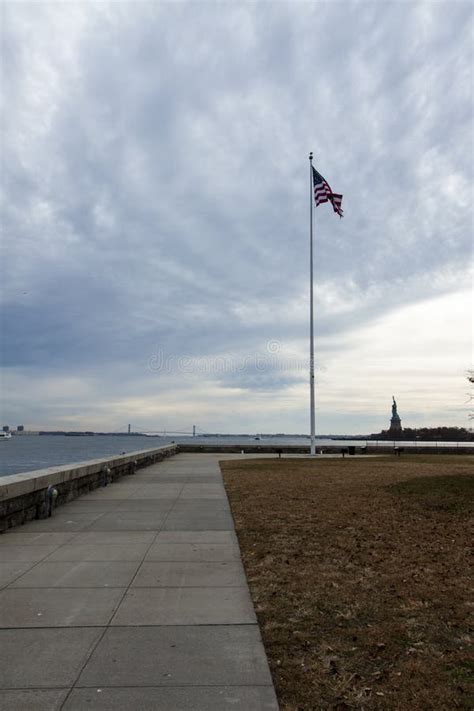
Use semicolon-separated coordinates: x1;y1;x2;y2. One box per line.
176;443;473;455
178;444;313;454
0;444;177;532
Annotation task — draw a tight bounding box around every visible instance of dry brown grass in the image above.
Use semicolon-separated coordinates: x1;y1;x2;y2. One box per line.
221;455;473;711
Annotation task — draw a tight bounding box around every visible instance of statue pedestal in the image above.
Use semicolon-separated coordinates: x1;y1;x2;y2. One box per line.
389;414;402;436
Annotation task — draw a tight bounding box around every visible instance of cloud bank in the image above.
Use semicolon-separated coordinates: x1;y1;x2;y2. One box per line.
1;1;472;433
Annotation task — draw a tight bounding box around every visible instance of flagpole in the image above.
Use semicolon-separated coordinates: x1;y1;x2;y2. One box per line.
309;152;316;456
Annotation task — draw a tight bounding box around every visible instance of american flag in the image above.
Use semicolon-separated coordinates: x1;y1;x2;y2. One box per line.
312;166;343;217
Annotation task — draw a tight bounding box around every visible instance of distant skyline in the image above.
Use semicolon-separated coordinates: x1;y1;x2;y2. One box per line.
1;2;472;435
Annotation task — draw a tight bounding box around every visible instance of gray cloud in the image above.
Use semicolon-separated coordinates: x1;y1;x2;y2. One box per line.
1;1;471;432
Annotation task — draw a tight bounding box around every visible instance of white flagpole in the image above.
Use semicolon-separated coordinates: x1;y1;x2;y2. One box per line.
309;152;316;456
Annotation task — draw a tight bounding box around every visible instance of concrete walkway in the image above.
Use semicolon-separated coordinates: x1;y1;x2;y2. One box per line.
0;454;279;710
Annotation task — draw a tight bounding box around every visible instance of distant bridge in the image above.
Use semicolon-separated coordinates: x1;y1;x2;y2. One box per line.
115;424;207;437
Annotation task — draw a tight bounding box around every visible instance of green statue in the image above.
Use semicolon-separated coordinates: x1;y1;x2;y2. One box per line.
392;396;397;417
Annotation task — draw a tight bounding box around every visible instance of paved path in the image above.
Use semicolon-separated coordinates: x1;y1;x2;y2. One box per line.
0;454;279;710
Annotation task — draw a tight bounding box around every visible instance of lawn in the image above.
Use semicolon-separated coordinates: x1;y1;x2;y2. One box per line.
221;456;473;711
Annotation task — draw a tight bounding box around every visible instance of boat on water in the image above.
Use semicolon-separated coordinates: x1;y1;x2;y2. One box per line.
0;432;12;439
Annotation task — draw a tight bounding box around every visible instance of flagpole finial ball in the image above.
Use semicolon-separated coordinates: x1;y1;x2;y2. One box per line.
309;152;313;161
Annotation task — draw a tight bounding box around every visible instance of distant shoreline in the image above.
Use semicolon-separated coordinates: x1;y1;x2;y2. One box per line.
7;428;473;443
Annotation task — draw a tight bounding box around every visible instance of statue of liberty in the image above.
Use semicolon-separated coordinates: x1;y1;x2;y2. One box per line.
389;396;402;433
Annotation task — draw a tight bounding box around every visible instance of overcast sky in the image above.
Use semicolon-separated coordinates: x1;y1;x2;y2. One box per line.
1;1;472;435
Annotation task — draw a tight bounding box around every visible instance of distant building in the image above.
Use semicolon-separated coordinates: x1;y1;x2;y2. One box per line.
2;425;9;433
388;397;402;435
17;425;24;432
